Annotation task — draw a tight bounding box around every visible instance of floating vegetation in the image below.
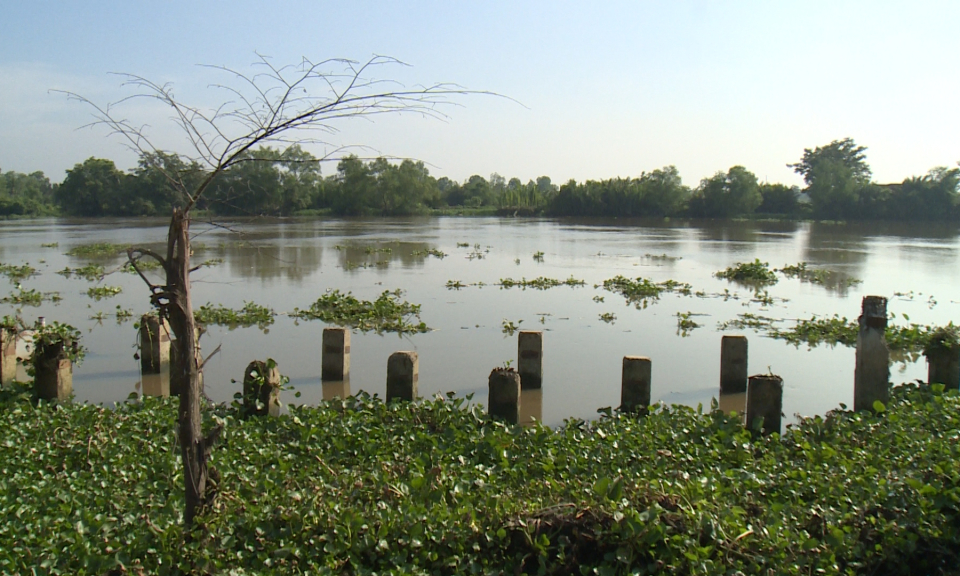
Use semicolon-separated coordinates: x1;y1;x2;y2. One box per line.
58;264;106;281
593;295;605;303
31;320;85;364
86;285;123;301
90;305;134;324
364;246;392;255
675;311;703;336
195;257;224;268
533;251;545;262
40;242;58;248
715;259;778;286
65;242;126;258
410;248;447;259
122;259;162;274
498;276;586;290
598;312;616;324
777;262;862;288
501;319;523;335
1;287;61;306
0;263;37;284
195;301;276;330
456;242;470;248
292;289;428;334
643;253;682;262
446;280;468;289
599;276;693;309
718;313;779;332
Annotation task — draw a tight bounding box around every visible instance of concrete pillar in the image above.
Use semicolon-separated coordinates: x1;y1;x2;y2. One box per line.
518;331;543;390
720;335;748;394
519;388;542;426
242;360;281;417
0;328;17;386
139;315;170;397
925;345;960;390
746;374;783;436
321;327;350;381
854;296;889;412
34;341;72;402
386;351;418;402
620;356;651;413
489;367;520;424
717;392;747;418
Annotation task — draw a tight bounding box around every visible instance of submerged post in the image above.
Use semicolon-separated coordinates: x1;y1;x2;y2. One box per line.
746;374;783;436
321;327;350;381
518;331;543;390
0;328;16;386
854;296;889;411
720;335;748;394
386;351;418;402
620;356;651;413
924;336;960;390
139;314;171;397
34;341;72;402
242;360;281;418
488;367;521;424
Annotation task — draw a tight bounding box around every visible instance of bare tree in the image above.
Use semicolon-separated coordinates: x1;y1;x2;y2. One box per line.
60;55;492;527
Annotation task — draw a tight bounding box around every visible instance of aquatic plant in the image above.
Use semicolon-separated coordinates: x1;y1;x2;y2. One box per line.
40;242;59;248
675;311;702;336
715;259;778;286
194;301;276;330
643;253;682;262
1;287;61;306
57;263;105;281
599;276;693;309
598;312;616;324
86;285;123;301
292;289;428;334
501;318;523;335
64;242;126;257
30;320;85;364
777;262;862;288
497;276;586;290
0;263;37;284
533;251;545;262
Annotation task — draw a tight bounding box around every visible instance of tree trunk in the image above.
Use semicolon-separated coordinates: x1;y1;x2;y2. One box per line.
165;208;208;527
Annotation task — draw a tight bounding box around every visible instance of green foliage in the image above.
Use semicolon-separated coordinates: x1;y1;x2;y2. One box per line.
2;385;960;573
1;287;61;306
715;259;778;286
194;302;276;330
600;276;693;309
497;276;586;290
292;289;429;334
57;263;105;281
65;242;126;258
532;251;545;262
501;318;523;335
675;311;701;336
30;320;85;364
689;165;762;218
777;262;862;288
598;312;616;323
85;285;123;300
0;262;37;283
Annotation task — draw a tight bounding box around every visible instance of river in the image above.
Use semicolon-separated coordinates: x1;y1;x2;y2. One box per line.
1;216;957;425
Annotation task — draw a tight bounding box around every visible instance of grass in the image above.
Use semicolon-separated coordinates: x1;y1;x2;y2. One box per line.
1;383;959;574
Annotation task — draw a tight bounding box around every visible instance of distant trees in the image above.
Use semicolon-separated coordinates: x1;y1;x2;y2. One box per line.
688;166;761;218
0;168;56;216
789;138;873;220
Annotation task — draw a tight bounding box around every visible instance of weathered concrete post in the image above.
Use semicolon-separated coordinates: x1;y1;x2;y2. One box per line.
34;341;72;402
924;338;960;390
139;314;171;397
518;331;543;390
746;374;783;436
720;335;748;394
321;327;350;381
386;351;418;402
488;367;521;424
242;360;281;417
854;296;889;411
0;328;17;386
620;356;651;413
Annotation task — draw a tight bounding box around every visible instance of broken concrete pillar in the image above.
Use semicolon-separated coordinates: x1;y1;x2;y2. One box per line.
488;367;520;424
746;374;783;436
34;341;72;402
386;351;418;402
518;330;543;390
854;296;889;412
720;335;748;394
321;327;350;381
620;356;651;413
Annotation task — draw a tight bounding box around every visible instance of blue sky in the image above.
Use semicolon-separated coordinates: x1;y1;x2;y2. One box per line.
2;1;959;187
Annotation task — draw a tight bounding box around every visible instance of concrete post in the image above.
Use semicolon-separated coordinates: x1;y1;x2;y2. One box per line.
519;388;542;425
386;351;418;402
854;296;889;411
321;327;350;381
746;374;783;436
34;341;72;402
322;378;351;401
518;331;543;390
720;335;748;394
925;345;960;390
0;328;17;386
488;367;520;424
242;360;281;417
620;356;651;413
139;315;170;397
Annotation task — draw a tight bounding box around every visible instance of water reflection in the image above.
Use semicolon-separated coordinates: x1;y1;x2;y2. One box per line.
140;372;170;397
210;243;323;283
519;388;543;426
334;241;438;272
322;379;351;400
717;391;746;419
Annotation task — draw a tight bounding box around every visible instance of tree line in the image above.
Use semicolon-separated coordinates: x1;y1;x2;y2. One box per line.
2;138;957;221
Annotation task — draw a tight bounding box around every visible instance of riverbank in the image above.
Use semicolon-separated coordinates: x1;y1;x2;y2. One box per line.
1;381;958;575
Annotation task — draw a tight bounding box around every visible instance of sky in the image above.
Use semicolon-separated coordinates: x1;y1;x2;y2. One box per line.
2;1;959;188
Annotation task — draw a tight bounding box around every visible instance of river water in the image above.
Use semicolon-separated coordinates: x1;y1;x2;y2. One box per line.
1;217;957;425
